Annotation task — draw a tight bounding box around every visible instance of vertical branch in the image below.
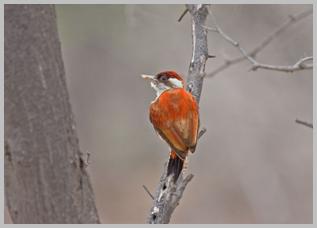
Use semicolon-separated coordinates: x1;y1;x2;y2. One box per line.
147;4;210;224
186;4;209;102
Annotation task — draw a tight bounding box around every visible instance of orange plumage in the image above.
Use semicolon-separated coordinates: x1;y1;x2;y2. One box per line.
150;88;199;159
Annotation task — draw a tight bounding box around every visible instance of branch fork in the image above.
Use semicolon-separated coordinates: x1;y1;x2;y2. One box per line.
205;8;313;77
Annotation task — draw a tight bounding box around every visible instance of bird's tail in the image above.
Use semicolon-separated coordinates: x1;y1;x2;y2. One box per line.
167;150;184;182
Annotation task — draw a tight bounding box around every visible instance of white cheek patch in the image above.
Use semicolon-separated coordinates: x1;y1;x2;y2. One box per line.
169;78;183;88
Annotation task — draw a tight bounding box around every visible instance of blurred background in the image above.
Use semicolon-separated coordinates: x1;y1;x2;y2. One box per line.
6;4;313;224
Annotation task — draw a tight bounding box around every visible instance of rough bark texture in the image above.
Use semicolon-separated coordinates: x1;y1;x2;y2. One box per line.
186;4;209;103
147;164;194;224
4;5;100;224
147;4;209;224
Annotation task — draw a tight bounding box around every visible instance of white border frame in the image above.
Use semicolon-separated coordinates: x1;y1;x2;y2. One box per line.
1;0;315;225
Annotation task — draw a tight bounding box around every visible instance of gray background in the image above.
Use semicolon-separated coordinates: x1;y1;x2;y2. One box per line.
5;4;313;224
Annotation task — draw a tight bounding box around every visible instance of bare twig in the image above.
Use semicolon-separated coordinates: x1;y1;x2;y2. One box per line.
143;185;155;200
198;127;207;139
206;8;313;77
208;54;216;58
86;151;91;164
295;119;313;129
147;4;210;224
249;56;313;72
178;8;189;22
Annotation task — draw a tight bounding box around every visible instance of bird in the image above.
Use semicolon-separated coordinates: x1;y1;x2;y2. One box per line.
142;71;199;182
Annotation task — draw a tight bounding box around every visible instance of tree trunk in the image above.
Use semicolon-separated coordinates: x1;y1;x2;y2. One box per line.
4;4;100;224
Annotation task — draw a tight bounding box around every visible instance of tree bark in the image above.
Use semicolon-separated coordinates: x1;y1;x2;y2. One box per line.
186;4;209;103
4;5;100;223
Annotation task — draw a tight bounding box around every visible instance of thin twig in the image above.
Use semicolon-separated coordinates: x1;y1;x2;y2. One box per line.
178;8;189;22
208;54;216;58
249;9;312;58
143;185;155;200
205;8;313;77
86;151;91;165
249;56;313;72
198;127;207;139
295;119;313;129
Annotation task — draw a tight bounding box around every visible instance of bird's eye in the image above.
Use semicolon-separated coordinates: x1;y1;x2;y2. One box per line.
160;75;167;81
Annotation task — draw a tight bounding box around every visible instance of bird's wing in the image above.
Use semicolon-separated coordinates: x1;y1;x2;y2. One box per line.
153;125;188;160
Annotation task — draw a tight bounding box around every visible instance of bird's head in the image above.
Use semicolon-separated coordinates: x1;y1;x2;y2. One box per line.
141;71;184;97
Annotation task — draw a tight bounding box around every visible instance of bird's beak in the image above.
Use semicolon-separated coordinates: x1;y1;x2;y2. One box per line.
141;74;155;81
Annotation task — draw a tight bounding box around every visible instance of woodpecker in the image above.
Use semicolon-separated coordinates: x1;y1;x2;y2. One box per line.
142;71;199;181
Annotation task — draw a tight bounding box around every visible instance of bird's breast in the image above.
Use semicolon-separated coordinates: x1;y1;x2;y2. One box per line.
149;88;198;127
